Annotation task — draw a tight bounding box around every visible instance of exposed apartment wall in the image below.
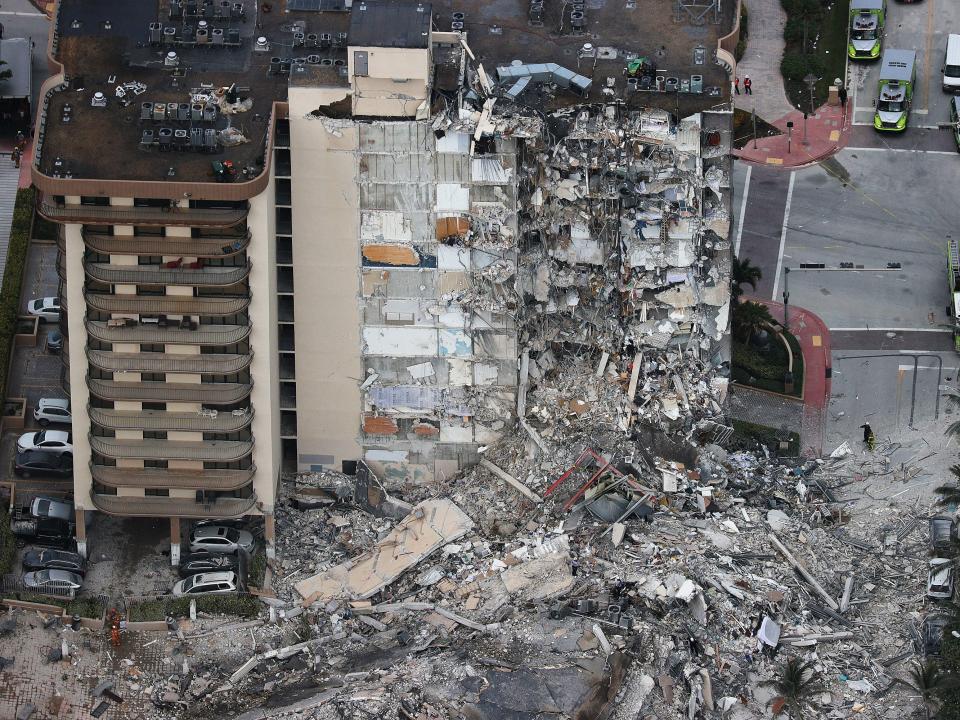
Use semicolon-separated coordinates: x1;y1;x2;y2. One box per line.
348;45;430;117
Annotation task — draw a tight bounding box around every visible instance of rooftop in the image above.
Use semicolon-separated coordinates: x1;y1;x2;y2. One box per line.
349;1;432;49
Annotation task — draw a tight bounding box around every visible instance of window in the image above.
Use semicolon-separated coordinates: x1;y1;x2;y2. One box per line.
145;488;169;496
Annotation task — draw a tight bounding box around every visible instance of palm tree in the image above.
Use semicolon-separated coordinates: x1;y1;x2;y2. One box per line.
732;256;762;304
894;660;959;720
761;658;824;719
732;300;775;343
936;465;960;507
944;390;960;438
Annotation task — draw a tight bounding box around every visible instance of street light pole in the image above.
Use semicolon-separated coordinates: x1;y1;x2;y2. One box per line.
782;266;790;333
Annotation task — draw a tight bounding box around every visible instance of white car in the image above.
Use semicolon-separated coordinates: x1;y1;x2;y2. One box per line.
22;568;83;598
33;398;71;427
27;297;60;322
17;430;73;455
928;559;955;600
188;525;255;555
172;571;239;597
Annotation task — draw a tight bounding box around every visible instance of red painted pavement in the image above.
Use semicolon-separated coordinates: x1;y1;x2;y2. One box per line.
734;103;851;169
743;297;832;456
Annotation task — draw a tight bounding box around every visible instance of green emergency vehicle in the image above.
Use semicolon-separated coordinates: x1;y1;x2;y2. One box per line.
874;49;916;132
848;0;886;60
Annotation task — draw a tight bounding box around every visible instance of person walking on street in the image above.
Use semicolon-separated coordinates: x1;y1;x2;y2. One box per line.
734;76;740;95
859;423;875;451
838;85;848;126
744;76;752;95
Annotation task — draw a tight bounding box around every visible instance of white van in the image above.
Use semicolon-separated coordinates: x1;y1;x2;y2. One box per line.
943;34;960;92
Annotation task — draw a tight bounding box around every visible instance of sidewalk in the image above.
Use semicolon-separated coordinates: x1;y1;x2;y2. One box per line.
734;103;851;167
732;0;794;121
743;296;832;457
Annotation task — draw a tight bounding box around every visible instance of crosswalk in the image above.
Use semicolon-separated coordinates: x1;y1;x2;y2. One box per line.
0;156;22;281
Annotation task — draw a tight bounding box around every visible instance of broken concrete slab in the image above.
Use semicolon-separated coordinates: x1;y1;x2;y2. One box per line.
295;499;474;605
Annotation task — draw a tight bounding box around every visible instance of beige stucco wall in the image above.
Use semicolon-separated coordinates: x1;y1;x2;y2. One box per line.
288;87;362;471
349;45;430;117
247;176;281;511
64;223;93;510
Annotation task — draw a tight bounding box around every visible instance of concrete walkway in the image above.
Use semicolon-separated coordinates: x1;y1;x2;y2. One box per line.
733;0;796;122
734;103;851;167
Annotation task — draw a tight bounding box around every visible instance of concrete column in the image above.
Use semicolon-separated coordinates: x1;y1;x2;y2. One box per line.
264;512;276;559
170;517;181;566
75;508;87;558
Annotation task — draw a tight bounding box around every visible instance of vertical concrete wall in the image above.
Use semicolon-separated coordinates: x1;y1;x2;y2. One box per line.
288;88;363;472
64;223;92;511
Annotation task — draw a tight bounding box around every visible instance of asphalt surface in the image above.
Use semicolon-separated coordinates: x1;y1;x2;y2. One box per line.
849;0;955;135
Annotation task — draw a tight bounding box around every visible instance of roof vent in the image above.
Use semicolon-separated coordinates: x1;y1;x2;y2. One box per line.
255;36;269;52
91;92;107;108
165;51;179;66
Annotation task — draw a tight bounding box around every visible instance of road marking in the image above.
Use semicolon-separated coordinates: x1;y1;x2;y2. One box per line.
829;327;953;332
898;365;959;372
922;0;936;115
765;158;783;165
734;165;751;257
0;10;45;16
771;171;795;301
844;146;958;155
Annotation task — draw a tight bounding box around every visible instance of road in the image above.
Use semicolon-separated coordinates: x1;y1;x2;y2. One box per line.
732;0;960;443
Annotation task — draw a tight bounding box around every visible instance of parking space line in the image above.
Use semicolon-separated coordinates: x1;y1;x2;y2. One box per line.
771;171;795;301
734;165;751;257
844;146;958;155
829;327;953;332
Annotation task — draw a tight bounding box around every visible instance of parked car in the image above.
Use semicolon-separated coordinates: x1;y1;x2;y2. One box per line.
928;558;955;600
923;613;950;656
14;450;73;478
28;496;74;522
26;297;60;322
22;568;82;598
46;329;63;354
178;550;240;578
22;548;86;576
172;571;239;597
188;525;255;555
33;398;72;427
930;515;957;553
17;430;73;455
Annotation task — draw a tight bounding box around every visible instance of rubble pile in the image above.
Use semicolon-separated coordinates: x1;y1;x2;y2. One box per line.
137;446;929;720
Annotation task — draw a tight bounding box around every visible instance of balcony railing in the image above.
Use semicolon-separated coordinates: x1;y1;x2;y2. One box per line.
90;492;257;518
90;435;254;462
86;261;251;287
38;198;249;227
85;319;250;346
87;378;252;404
83;231;250;259
89;406;253;433
92;465;255;491
85;292;251;317
86;349;253;375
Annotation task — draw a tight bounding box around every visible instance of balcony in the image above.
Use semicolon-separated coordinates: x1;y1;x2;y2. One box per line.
85;261;251;287
90;492;258;518
89;406;253;433
92;465;255;491
83;232;251;258
85;320;251;346
38;198;249;227
85;292;251;317
90;435;253;462
86;349;253;375
87;378;252;404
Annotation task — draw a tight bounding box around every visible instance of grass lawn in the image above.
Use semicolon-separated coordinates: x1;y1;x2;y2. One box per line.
732;330;804;398
781;0;849;110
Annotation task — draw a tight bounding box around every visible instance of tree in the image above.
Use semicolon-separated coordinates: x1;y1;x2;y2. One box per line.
894;661;959;720
732;256;762;304
936;466;960;508
732;300;775;343
761;658;825;719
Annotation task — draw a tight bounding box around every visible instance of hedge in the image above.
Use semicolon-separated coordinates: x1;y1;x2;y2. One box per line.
0;189;35;406
2;590;104;619
127;593;261;622
735;2;749;62
731;418;800;457
0;505;14;575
